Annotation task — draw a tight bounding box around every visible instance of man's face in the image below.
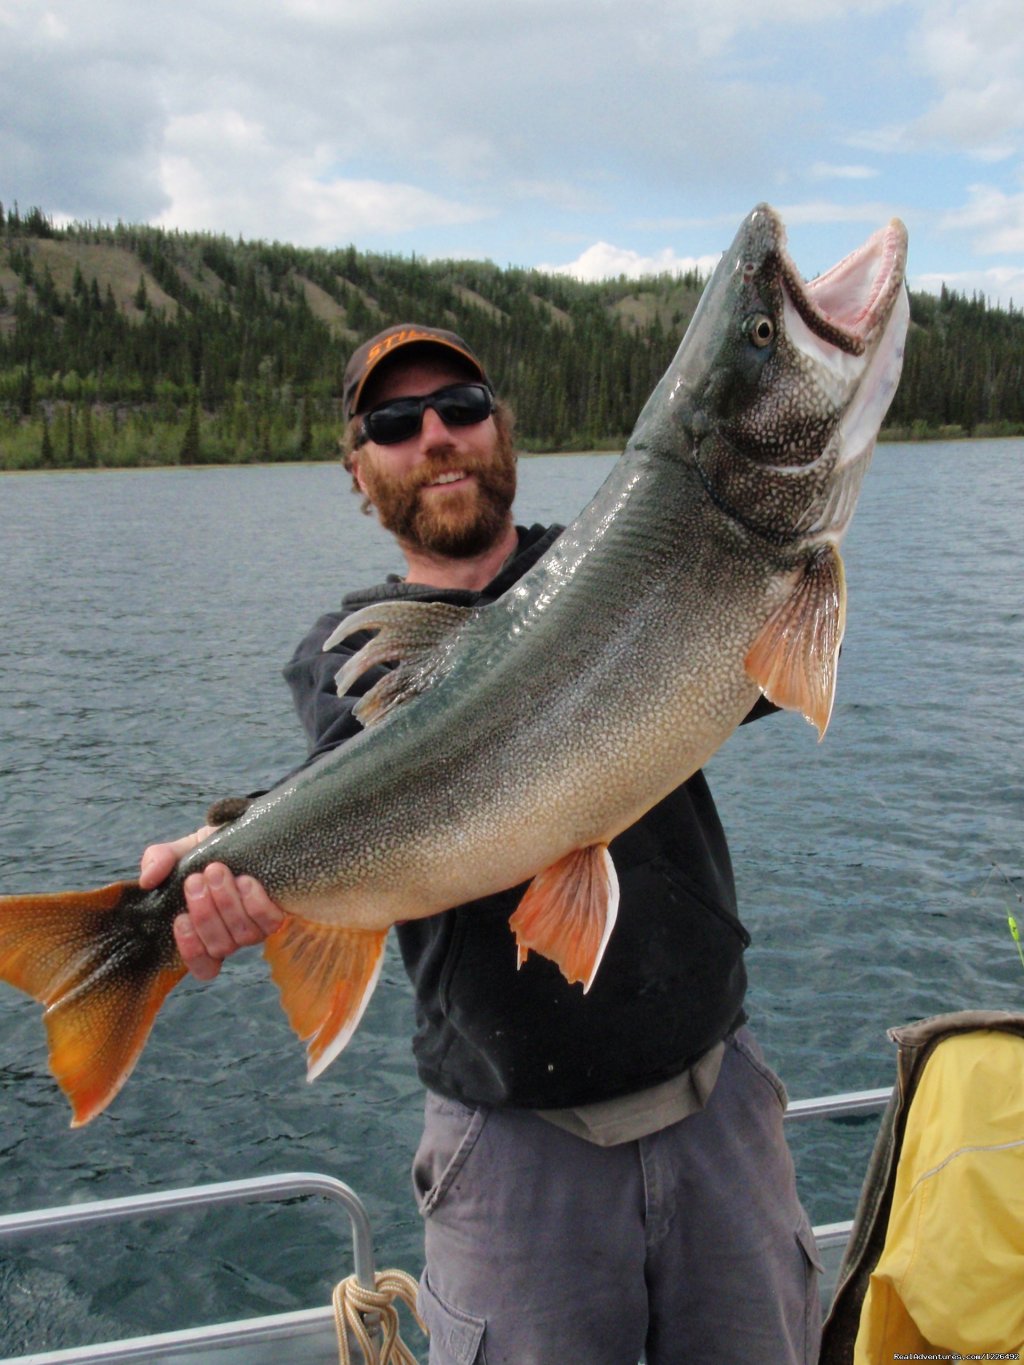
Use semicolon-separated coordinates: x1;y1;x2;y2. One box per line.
352;357;517;559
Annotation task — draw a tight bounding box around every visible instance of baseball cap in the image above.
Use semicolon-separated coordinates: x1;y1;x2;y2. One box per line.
342;324;492;421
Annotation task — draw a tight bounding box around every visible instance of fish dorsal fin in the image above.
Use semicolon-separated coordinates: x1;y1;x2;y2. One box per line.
745;542;847;739
324;600;474;727
263;915;388;1079
508;845;619;993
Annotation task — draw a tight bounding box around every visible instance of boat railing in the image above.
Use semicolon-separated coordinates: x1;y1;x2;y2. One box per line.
0;1088;894;1363
786;1085;892;1252
0;1171;379;1364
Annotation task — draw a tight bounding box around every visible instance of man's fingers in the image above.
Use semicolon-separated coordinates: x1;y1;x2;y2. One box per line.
235;875;286;937
173;913;223;982
145;836;285;982
139;844;177;890
182;868;239;959
139;826;215;890
176;864;285;982
200;864;283;948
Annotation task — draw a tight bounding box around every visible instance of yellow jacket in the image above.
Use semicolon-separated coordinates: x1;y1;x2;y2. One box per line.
821;1011;1024;1363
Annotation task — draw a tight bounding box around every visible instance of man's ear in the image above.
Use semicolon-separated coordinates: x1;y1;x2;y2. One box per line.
351;456;369;497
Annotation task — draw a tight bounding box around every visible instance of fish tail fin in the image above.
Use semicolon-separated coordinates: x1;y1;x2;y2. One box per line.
509;844;619;992
263;915;388;1079
0;881;186;1126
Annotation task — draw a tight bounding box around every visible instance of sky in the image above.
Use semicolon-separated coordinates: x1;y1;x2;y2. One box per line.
2;0;1024;307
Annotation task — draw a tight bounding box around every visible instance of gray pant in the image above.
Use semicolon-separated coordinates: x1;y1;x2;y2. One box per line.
412;1029;821;1365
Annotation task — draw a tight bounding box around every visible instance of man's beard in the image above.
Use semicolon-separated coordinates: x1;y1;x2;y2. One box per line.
360;426;518;559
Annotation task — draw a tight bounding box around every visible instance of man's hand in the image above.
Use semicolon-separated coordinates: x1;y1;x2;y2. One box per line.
139;829;285;981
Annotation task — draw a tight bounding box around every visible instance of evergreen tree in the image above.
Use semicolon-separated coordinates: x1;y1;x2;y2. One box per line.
82;404;98;466
40;412;54;467
299;393;313;458
64;404;76;464
179;395;201;465
257;411;272;463
17;363;34;416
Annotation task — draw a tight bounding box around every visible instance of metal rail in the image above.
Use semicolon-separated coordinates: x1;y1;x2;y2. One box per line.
0;1171;375;1288
786;1087;892;1122
0;1172;379;1364
1;1307;339;1364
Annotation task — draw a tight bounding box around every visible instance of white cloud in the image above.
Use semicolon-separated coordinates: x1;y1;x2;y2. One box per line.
845;125;913;156
538;242;720;282
1;0;1020;300
810;163;878;181
847;1;1024;162
939;183;1024;255
910;0;1024;156
912;266;1024;311
158;165;486;248
776;200;900;226
0;0;847;242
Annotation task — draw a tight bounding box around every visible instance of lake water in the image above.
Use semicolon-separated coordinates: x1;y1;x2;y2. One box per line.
0;441;1021;1353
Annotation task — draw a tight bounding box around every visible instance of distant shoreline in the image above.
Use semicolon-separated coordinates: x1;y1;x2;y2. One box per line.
3;428;1022;475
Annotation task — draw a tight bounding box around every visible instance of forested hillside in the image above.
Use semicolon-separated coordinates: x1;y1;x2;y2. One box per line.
1;204;1021;470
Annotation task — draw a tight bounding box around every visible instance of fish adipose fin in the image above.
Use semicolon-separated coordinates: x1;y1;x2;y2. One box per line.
324;601;473;727
0;882;186;1127
263;915;388;1079
745;543;847;738
508;845;619;993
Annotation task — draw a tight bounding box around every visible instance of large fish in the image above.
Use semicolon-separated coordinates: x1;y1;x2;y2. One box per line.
0;205;909;1125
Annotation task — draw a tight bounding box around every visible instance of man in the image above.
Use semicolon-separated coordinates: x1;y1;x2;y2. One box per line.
141;324;821;1364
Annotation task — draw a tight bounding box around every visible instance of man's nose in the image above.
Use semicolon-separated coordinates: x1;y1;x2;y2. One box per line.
418;405;453;446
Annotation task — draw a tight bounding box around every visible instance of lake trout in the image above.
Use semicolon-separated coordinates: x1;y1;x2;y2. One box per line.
0;205;909;1125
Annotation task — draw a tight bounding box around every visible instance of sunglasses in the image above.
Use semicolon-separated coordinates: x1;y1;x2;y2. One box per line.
357;383;495;447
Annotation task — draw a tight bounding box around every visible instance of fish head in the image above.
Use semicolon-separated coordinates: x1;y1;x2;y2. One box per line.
638;203;910;548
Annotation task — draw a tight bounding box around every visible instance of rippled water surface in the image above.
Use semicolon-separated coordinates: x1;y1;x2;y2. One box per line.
0;442;1021;1353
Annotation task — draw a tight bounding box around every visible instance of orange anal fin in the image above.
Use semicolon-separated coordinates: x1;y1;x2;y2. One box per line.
508;845;619;993
0;881;187;1126
262;915;388;1079
745;543;847;739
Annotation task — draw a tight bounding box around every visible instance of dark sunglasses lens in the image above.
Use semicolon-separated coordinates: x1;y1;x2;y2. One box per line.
363;385;493;446
365;400;421;445
432;385;493;426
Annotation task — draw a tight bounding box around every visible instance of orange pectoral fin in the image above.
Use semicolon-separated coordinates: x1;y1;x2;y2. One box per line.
745;543;847;739
262;915;388;1079
0;881;187;1126
508;845;619;993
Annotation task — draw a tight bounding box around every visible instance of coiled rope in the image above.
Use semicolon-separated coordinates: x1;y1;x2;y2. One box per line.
333;1267;427;1365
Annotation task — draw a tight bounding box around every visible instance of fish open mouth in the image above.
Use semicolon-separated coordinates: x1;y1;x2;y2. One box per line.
779;217;908;357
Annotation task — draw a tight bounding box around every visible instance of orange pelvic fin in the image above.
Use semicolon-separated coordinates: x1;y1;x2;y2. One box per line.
745;543;847;739
262;915;388;1079
508;845;619;992
0;881;186;1126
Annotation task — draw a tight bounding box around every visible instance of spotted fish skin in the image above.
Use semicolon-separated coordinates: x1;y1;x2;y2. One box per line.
0;205;909;1124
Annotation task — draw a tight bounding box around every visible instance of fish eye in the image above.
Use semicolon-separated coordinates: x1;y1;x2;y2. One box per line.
747;314;775;348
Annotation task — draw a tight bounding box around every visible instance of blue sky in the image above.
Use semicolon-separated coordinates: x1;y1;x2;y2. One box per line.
2;0;1023;306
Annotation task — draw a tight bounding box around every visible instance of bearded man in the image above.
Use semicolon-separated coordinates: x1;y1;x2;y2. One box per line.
141;324;821;1365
